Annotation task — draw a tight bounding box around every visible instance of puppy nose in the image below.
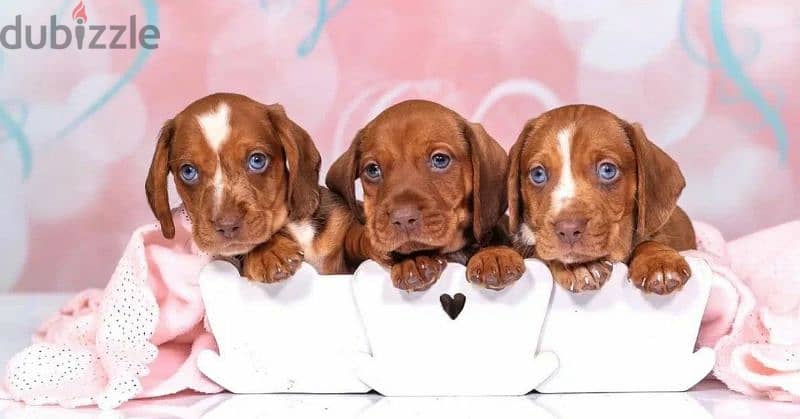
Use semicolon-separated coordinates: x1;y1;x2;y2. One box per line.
214;214;242;239
554;218;587;245
390;206;421;232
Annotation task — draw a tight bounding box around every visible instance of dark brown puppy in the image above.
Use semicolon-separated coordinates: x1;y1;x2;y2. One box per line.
145;92;357;280
326;100;511;291
474;104;695;294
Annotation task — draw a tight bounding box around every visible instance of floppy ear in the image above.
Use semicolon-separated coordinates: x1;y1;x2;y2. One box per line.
506;118;538;233
624;121;686;242
325;129;364;223
506;138;524;234
145;119;176;239
464;121;508;242
266;104;322;221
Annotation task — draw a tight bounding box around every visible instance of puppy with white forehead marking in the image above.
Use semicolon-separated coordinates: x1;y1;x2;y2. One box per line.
471;104;696;294
146;93;361;280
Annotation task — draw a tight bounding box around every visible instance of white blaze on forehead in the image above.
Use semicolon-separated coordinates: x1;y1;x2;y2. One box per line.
196;102;232;211
551;125;576;213
196;102;232;152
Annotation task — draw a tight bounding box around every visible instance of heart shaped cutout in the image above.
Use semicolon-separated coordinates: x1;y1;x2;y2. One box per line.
439;293;466;320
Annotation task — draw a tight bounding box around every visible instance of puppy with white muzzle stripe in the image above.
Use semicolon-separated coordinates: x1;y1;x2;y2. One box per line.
146;93;365;280
469;104;696;294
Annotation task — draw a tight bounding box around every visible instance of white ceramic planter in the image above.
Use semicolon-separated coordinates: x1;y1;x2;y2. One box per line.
197;261;371;394
536;256;714;393
195;255;714;396
352;260;558;396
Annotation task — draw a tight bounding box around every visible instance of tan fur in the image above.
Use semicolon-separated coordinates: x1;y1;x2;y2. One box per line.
304;189;361;274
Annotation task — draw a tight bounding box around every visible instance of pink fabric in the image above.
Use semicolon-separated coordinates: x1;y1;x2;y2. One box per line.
2;206;222;409
693;220;800;402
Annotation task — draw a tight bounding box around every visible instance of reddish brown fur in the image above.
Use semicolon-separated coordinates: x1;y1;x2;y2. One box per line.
301;189;364;274
509;106;639;264
477;104;696;294
145;93;356;281
326;100;508;291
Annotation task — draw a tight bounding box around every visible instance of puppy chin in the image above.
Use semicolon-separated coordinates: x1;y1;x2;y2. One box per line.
371;222;459;256
557;252;593;265
200;227;276;257
554;246;607;265
200;238;261;258
217;244;257;257
393;241;437;255
537;237;606;265
384;231;457;255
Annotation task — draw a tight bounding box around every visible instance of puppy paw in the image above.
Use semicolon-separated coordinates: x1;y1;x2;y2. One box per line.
242;234;304;283
391;254;446;292
550;259;613;293
629;244;691;295
467;246;524;291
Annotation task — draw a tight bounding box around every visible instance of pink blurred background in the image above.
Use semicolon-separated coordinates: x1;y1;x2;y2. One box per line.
0;0;798;291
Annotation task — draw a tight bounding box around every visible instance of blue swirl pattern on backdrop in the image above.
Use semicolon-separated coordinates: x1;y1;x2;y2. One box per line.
297;0;349;57
56;0;158;139
680;0;790;160
0;0;158;179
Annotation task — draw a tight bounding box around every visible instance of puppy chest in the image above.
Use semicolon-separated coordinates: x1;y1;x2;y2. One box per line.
287;221;319;261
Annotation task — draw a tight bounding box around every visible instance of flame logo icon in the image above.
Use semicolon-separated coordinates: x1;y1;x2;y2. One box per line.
72;1;88;24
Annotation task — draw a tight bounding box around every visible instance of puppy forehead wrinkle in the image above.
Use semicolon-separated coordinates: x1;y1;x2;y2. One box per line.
552;125;576;213
196;102;231;153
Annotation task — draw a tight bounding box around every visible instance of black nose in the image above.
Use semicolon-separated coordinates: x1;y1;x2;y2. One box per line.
390;206;422;232
554;218;587;245
214;214;242;239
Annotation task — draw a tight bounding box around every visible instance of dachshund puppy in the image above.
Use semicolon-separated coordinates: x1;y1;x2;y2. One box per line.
145;92;357;280
326;100;511;291
474;104;695;294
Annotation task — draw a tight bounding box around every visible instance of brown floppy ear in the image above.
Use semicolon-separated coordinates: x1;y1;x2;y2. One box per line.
325;130;364;223
145;119;176;239
464;121;508;242
624;121;686;242
266;104;321;221
507;118;539;233
506;140;523;234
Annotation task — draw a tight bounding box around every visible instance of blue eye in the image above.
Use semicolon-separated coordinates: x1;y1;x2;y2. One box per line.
431;153;451;170
248;152;269;173
364;162;382;181
597;161;619;182
530;165;548;185
179;164;199;184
